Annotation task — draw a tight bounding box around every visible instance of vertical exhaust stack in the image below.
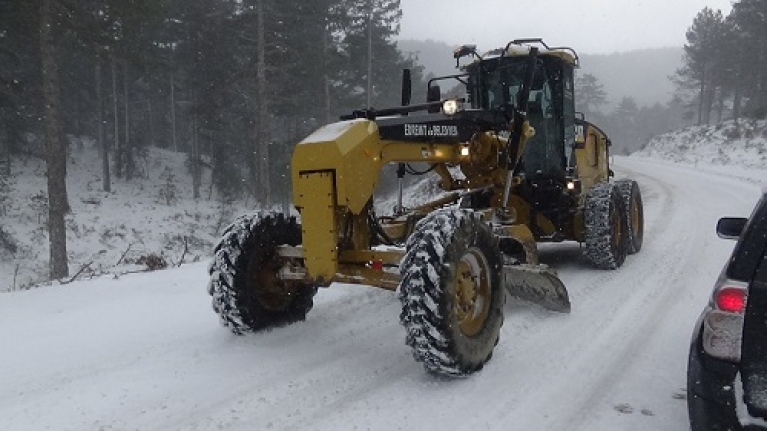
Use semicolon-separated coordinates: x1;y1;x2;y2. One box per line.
395;68;412;215
401;69;412;107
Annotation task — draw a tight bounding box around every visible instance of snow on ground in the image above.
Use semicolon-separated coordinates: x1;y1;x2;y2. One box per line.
0;138;251;291
1;155;760;431
2;121;767;430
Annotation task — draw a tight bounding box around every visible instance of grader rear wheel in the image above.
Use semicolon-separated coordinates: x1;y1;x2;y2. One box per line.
615;179;644;254
583;182;629;270
398;209;505;377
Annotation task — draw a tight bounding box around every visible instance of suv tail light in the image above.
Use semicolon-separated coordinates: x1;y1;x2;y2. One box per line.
702;280;748;362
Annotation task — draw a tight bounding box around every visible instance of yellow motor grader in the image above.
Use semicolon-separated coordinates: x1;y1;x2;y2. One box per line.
207;39;644;377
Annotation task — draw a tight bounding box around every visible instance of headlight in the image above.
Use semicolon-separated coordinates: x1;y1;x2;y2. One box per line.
566;179;581;193
442;99;462;116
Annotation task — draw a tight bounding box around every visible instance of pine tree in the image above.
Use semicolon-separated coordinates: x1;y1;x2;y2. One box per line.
0;0;42;160
575;73;608;118
158;166;178;205
674;7;728;125
40;0;69;279
0;169;9;216
611;97;641;153
730;0;767;118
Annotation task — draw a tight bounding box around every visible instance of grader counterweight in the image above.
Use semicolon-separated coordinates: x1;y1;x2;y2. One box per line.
207;39;644;377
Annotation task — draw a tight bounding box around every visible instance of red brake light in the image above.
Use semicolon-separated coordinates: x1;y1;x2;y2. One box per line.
715;287;747;313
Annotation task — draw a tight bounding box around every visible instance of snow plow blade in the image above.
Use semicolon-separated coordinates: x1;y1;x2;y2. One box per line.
502;264;571;313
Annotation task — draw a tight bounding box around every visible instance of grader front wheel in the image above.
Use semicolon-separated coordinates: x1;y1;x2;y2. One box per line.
208;212;317;334
453;249;493;337
398;209;505;377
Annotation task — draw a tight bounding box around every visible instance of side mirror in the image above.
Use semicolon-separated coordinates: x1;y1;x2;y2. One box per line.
401;69;412;107
427;84;441;102
427;85;441;113
717;217;748;240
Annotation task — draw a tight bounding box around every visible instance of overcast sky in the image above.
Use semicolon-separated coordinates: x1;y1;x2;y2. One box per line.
398;0;733;54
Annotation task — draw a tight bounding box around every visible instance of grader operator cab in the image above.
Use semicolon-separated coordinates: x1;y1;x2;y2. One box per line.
207;39;644;377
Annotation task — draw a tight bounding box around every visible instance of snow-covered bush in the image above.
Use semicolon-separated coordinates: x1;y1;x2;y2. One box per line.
158;167;179;206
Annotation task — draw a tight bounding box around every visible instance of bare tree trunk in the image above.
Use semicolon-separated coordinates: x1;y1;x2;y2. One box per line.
256;0;271;206
96;54;110;192
124;61;134;181
73;92;80;139
40;0;69;279
704;83;715;125
760;49;767;117
716;86;725;124
733;77;742;124
147;99;153;148
698;66;706;126
112;55;121;178
192;112;201;199
323;19;331;124
0;115;9;177
170;74;178;152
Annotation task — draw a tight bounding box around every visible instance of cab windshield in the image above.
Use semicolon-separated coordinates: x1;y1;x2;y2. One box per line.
470;57;569;178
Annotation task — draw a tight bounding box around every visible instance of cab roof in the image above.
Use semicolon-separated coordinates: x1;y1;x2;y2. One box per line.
482;44;579;68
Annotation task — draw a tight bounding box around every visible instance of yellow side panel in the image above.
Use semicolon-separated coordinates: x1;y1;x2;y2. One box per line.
296;172;337;283
292;119;469;215
292;120;382;215
574;124;608;193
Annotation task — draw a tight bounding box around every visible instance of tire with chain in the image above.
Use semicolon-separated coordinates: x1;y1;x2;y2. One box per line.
615;178;644;254
208;212;317;334
398;208;504;377
583;182;628;269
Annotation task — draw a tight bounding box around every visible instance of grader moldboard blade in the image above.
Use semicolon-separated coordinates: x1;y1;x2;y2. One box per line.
502;264;571;313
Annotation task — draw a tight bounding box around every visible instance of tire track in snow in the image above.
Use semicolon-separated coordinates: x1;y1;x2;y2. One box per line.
539;167;703;429
297;162;690;431
482;163;690;427
505;160;747;429
420;160;699;429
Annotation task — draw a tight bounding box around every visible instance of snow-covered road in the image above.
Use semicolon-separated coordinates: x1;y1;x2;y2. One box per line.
1;157;762;431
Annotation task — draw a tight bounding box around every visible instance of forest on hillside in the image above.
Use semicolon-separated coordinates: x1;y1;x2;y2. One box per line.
674;1;767;126
0;0;423;202
556;0;767;156
0;0;420;279
601;0;767;154
1;0;767;282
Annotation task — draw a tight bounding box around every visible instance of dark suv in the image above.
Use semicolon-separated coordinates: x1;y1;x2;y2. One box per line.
688;191;767;430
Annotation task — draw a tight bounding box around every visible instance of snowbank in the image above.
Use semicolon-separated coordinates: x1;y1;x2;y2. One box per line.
632;119;767;185
635;120;767;167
